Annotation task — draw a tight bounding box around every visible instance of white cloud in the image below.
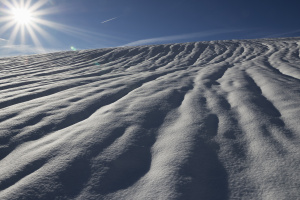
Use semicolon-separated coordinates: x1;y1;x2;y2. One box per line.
123;29;245;46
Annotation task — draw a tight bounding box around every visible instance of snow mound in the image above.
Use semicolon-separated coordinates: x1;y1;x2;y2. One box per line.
0;37;300;200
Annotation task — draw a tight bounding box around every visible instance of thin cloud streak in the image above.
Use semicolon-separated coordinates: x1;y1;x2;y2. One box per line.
263;29;300;39
123;29;246;46
101;17;118;24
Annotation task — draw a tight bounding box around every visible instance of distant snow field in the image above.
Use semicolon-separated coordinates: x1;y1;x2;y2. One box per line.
0;37;300;200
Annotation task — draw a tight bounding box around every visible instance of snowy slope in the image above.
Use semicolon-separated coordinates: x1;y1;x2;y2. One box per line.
0;37;300;200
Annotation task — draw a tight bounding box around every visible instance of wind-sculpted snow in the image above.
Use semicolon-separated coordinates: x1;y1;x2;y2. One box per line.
0;37;300;200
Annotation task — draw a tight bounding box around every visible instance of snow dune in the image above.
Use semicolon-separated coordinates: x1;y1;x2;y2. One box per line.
0;37;300;200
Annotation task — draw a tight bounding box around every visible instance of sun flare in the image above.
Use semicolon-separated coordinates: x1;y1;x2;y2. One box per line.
0;0;59;51
0;0;100;54
12;8;32;25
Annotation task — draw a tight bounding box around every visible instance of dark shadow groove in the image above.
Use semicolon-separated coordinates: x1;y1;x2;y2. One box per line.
262;59;300;83
0;158;47;191
244;73;294;138
59;157;92;198
0;80;98;109
0;81;39;91
89;88;188;195
179;139;229;200
244;74;282;117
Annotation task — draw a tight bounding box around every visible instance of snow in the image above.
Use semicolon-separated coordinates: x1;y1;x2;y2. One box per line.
0;37;300;200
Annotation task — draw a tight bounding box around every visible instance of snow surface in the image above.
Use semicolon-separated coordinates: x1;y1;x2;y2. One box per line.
0;37;300;200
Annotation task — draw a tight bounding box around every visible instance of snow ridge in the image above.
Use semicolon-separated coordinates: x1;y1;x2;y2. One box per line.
0;37;300;200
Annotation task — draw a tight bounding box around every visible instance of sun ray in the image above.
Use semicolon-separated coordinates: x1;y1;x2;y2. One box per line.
30;22;58;45
20;24;26;45
0;16;13;23
2;0;15;9
0;21;16;35
11;0;19;8
32;7;60;16
20;0;24;8
32;17;123;42
7;23;20;46
1;0;12;7
24;0;32;9
29;0;48;13
26;25;43;51
0;7;12;15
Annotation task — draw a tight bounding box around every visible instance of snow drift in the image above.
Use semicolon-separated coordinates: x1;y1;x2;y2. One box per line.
0;37;300;200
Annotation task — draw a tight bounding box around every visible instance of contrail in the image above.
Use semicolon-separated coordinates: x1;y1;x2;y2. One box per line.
101;17;118;24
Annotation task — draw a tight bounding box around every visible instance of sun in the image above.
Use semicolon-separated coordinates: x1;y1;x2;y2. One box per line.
12;8;33;25
0;0;59;51
0;0;98;54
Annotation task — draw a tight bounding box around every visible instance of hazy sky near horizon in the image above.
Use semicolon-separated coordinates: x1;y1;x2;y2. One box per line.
0;0;300;57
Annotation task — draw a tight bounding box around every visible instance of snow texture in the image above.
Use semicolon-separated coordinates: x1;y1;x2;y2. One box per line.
0;37;300;200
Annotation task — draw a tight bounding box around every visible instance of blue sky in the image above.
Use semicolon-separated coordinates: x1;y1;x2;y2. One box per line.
1;0;300;57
